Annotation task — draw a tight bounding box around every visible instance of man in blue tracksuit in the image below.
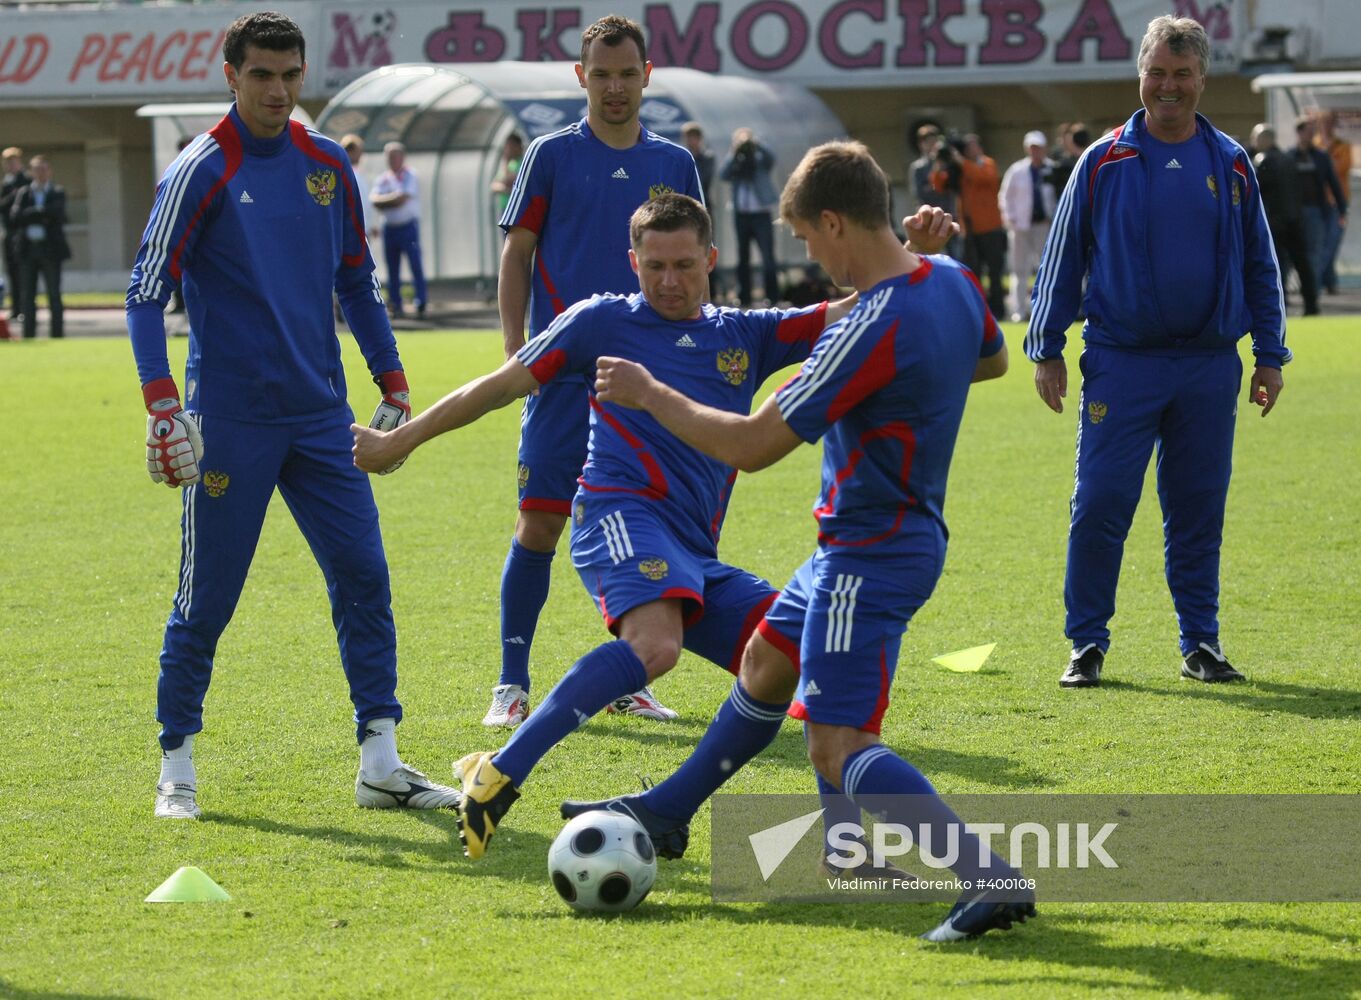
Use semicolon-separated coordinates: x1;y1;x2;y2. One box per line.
127;12;458;818
1025;15;1288;689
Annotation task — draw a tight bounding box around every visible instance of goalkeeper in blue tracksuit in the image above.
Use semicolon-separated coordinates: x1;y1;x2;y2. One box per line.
126;12;458;819
1024;15;1288;689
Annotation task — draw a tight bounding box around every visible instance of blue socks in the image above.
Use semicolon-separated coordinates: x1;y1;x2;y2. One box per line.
815;766;862;854
493;639;647;787
640;682;790;822
840;745;1012;884
498;538;555;690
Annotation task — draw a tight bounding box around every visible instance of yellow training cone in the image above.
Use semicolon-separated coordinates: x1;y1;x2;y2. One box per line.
932;643;996;673
145;866;232;903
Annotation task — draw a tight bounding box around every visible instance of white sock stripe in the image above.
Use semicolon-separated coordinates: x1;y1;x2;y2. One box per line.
843;745;893;798
730;683;788;722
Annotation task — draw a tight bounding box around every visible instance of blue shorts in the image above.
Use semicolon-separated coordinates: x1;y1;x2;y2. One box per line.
517;377;591;514
571;495;777;673
760;523;945;733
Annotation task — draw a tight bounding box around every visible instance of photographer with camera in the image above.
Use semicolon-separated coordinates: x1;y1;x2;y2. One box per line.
934;133;1006;319
910;125;960;258
720;127;780;306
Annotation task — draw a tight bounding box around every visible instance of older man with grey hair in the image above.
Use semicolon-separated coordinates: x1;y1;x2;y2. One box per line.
370;139;428;318
1026;15;1288;689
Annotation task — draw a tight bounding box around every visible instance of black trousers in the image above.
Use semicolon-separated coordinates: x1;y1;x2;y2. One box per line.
734;210;779;306
964;228;1007;319
20;247;63;338
1268;218;1318;313
3;235;20;317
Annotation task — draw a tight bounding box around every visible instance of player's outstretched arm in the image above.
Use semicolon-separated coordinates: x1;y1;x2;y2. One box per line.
595;356;802;472
973;342;1009;383
352;358;539;473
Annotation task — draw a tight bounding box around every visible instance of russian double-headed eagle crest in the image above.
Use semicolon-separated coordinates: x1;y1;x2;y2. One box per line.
638;558;669;581
307;169;338;207
717;348;750;387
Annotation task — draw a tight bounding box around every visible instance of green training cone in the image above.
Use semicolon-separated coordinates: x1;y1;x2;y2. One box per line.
145;866;232;903
932;643;996;673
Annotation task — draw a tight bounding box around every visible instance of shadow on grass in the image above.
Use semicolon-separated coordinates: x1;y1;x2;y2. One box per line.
1114;676;1361;721
0;980;150;1000
559;902;1357;998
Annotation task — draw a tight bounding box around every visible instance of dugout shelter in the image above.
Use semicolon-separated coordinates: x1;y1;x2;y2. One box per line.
314;62;845;292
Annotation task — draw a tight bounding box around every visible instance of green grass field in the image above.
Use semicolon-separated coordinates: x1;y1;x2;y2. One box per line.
1;321;1358;999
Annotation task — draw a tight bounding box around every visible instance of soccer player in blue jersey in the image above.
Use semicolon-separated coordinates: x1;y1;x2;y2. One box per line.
488;14;705;729
127;12;459;820
569;142;1034;941
353;194;951;859
1027;16;1287;689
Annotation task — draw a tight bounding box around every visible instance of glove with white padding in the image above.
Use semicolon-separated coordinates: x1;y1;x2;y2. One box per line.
369;369;411;475
143;377;204;488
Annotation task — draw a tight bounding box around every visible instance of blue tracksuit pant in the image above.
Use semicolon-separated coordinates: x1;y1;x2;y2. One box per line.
156;408;401;750
1065;345;1241;655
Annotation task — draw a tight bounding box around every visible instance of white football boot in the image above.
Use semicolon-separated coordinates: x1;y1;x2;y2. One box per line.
155;781;202;820
356;764;461;810
606;685;679;721
482;684;531;728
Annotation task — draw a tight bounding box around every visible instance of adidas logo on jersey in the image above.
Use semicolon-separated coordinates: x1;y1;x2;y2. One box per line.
239;190;255;203
675;334;696;348
1165;158;1182;169
804;680;822;697
612;167;630;179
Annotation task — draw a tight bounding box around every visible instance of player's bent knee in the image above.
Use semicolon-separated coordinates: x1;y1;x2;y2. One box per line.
515;509;568;551
738;636;797;703
806;724;879;791
627;637;682;681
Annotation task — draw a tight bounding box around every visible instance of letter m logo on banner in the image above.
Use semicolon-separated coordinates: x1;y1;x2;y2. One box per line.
328;11;395;70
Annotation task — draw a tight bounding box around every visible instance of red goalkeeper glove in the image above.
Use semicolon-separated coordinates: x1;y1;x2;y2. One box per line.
369;370;410;475
143;377;204;488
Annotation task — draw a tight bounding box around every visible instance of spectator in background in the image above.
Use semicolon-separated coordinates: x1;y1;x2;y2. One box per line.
11;155;69;339
490;131;524;222
1049;122;1091;196
371;140;428;319
1292;115;1347;295
910;124;960;258
0;147;29;320
681;121;725;300
1313;109;1351;293
1251;123;1318;315
720;126;780;305
937;133;1005;318
1000;130;1057;322
341;133;378;240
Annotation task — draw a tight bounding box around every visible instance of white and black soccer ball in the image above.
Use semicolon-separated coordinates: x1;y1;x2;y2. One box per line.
548;811;657;912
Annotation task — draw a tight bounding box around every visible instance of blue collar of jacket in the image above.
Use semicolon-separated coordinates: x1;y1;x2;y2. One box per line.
226;105;293;158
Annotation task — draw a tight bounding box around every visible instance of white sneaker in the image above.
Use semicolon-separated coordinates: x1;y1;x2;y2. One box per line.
356;764;461;810
482;684;531;728
606;686;679;721
155;781;202;820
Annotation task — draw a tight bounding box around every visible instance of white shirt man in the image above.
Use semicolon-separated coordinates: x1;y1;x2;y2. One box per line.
999;131;1057;322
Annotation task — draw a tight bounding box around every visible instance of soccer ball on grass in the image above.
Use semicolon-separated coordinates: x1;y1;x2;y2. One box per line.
548;811;656;912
